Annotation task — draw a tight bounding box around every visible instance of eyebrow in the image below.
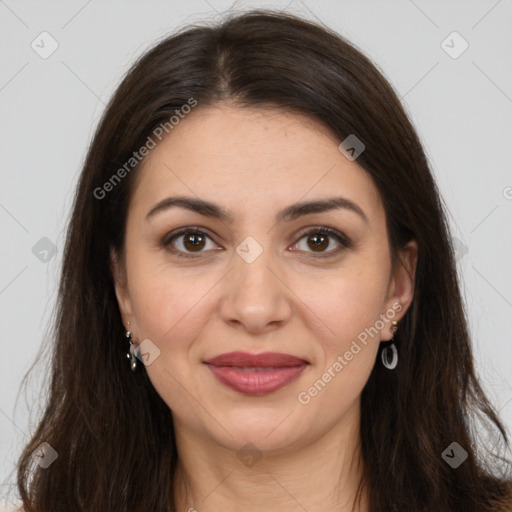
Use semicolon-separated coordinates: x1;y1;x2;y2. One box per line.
146;195;368;224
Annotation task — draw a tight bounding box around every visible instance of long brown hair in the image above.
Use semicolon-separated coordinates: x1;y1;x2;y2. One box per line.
13;9;512;511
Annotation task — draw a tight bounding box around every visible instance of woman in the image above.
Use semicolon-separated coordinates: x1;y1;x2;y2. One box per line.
14;9;512;512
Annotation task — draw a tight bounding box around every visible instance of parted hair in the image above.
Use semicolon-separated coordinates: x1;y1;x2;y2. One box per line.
14;9;512;512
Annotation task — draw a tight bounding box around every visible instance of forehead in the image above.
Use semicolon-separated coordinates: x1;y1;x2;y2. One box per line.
129;105;384;226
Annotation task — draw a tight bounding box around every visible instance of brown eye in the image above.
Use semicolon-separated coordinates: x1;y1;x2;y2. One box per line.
292;228;351;257
163;226;351;260
182;232;206;252
306;232;329;252
163;227;217;258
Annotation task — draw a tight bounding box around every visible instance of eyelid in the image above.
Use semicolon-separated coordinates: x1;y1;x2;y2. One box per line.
162;225;352;259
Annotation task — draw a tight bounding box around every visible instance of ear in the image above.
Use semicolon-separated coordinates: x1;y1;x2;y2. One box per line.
381;239;418;341
110;247;134;329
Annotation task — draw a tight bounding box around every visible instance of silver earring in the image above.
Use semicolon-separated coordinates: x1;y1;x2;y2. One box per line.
125;327;138;371
381;320;399;370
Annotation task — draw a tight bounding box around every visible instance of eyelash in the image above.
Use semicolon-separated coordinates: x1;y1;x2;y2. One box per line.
162;226;352;260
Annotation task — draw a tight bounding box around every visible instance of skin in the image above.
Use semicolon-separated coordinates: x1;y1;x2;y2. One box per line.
111;104;418;512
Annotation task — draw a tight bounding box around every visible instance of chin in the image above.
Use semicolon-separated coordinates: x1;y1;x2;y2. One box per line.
207;407;308;453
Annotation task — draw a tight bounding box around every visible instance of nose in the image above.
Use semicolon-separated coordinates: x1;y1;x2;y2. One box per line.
219;244;293;334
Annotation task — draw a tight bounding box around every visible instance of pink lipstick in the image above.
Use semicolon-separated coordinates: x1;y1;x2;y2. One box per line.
203;351;308;396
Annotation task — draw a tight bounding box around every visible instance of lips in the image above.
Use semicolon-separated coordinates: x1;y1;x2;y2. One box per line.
203;351;309;396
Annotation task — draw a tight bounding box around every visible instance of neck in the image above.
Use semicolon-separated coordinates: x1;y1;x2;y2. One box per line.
172;402;369;512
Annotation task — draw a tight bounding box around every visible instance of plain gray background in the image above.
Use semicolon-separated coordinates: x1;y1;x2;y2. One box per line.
1;0;511;507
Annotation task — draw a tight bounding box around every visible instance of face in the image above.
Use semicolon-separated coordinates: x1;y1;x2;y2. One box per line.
111;104;417;454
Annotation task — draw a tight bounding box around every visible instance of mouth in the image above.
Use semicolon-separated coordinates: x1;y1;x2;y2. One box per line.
203;351;309;396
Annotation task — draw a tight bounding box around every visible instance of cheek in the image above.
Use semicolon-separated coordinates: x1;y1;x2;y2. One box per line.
130;271;211;348
301;262;389;381
301;260;390;341
128;271;215;417
126;258;228;399
295;279;386;419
